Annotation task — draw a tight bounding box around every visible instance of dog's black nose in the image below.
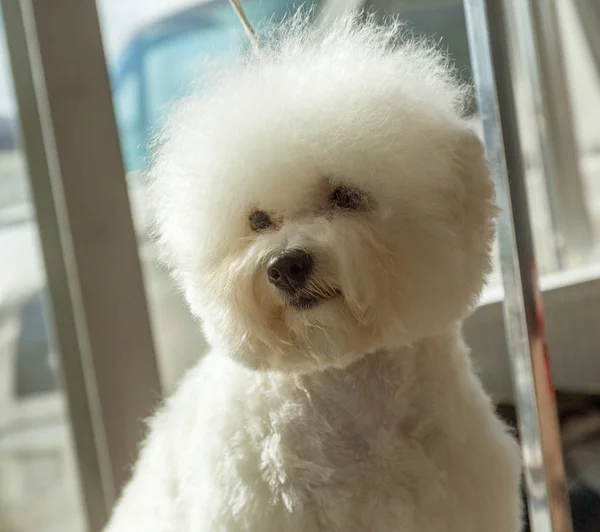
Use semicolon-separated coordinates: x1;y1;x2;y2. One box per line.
267;249;313;293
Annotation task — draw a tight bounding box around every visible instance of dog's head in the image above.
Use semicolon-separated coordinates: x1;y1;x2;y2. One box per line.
150;16;497;373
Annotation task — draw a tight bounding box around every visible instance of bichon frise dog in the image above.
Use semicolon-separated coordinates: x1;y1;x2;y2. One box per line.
106;14;522;532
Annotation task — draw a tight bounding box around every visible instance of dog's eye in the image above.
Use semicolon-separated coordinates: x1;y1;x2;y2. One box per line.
331;185;366;211
249;210;272;232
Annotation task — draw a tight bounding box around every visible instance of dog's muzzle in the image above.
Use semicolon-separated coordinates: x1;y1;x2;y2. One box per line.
267;249;313;294
267;249;340;310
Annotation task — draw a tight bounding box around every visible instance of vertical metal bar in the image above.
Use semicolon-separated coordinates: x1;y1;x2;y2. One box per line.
0;0;111;529
514;0;592;268
463;1;573;531
2;0;163;528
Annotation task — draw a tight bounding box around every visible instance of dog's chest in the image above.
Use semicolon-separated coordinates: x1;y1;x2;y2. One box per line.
191;373;452;530
179;350;521;532
246;379;447;530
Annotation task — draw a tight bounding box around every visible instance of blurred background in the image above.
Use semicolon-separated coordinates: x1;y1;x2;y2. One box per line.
0;0;599;530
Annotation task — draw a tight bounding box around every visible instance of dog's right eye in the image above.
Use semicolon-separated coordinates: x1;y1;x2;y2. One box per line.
249;210;272;232
331;185;367;211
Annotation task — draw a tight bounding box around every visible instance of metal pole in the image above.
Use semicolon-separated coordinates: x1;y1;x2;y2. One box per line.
1;0;163;528
463;1;573;531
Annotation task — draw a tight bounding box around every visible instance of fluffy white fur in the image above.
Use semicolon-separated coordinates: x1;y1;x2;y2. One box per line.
106;14;522;532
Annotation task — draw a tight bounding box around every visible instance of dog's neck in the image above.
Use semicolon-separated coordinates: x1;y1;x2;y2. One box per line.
288;325;469;425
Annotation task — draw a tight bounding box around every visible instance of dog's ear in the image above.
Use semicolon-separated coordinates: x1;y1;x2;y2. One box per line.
454;128;497;217
454;129;488;183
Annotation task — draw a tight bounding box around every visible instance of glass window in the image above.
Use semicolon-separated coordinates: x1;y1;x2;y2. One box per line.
113;69;144;173
144;29;233;133
0;9;85;532
559;0;600;255
108;0;316;173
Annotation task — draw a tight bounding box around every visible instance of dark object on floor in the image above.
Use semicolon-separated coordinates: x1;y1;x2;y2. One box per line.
497;398;600;532
521;481;600;532
570;480;600;532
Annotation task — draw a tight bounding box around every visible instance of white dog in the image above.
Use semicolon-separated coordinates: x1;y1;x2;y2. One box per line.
106;14;522;532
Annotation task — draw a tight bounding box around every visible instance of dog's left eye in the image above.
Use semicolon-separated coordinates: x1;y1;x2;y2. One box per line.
331;185;366;211
249;210;273;232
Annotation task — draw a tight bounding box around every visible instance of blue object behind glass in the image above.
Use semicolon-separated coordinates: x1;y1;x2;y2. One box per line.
110;0;317;172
